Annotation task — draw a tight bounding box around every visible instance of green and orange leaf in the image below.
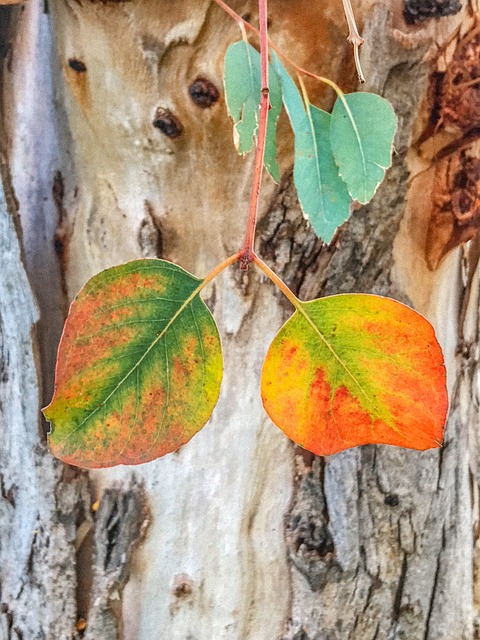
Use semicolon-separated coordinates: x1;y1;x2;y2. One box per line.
261;294;447;456
43;259;223;468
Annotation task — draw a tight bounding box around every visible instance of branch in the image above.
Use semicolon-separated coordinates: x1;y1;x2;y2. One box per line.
239;0;270;268
341;0;365;83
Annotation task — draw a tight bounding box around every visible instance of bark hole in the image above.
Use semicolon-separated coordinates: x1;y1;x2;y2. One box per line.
384;493;400;506
68;58;87;73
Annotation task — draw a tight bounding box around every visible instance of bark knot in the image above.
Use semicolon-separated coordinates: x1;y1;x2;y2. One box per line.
152;108;184;138
188;77;219;108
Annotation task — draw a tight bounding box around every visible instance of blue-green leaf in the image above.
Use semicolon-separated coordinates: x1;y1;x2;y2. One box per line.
224;41;282;181
272;53;351;243
271;52;305;131
330;92;397;204
296;106;351;242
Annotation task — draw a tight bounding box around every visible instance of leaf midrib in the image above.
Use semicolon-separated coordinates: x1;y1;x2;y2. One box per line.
240;42;259;138
304;102;329;221
337;94;368;201
296;302;386;418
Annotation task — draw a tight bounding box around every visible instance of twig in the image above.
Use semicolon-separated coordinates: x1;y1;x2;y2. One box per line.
239;0;270;268
340;0;365;83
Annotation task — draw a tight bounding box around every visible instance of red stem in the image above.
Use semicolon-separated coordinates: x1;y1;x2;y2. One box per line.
239;0;270;269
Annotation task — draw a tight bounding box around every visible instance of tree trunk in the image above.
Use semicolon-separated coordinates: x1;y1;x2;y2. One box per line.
1;0;479;638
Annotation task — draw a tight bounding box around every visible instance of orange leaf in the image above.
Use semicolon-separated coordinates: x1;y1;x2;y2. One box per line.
261;294;447;456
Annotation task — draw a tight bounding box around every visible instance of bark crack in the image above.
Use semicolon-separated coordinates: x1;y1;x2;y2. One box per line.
392;553;408;621
423;526;446;640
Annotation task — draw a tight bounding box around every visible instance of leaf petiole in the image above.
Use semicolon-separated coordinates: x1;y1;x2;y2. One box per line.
252;253;301;310
199;252;242;290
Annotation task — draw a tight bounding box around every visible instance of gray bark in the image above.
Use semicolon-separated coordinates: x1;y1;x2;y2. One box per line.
1;1;479;639
0;142;87;638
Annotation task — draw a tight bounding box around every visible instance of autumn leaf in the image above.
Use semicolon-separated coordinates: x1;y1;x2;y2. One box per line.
43;260;223;468
261;294;447;456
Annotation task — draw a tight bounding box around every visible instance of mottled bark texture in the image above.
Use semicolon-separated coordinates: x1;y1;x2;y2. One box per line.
1;0;479;639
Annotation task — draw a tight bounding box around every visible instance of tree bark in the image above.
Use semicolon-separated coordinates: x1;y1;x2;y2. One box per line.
1;1;479;639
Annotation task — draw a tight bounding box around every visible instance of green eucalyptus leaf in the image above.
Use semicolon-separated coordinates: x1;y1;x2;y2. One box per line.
272;53;350;243
330;92;397;204
224;41;282;181
295;106;351;242
271;51;305;131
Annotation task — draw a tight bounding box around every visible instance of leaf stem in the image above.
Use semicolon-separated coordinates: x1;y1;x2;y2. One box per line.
200;252;241;290
252;253;301;309
212;0;245;27
238;0;270;269
297;73;311;108
253;255;379;409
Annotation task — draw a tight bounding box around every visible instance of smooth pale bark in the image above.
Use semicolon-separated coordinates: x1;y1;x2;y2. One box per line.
1;1;479;639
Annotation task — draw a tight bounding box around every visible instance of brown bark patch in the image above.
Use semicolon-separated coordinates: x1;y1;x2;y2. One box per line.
419;24;480;269
437;26;480;134
64;60;91;114
426;150;480;269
